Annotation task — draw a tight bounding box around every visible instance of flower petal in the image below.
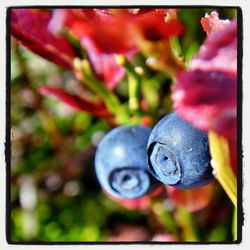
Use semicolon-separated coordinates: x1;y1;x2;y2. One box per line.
133;10;184;41
173;70;237;139
167;185;213;212
191;20;237;73
39;86;111;118
173;16;237;140
49;8;183;54
11;9;76;69
201;11;230;35
81;38;126;89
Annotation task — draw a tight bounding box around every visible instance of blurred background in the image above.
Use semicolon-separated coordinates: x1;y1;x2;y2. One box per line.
10;8;237;242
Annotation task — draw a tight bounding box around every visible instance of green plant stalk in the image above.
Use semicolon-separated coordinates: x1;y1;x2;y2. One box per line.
116;55;139;79
233;207;237;241
169;36;183;57
166;36;187;78
128;75;141;113
81;59;130;124
151;201;179;238
116;55;142;114
175;207;199;242
208;131;237;207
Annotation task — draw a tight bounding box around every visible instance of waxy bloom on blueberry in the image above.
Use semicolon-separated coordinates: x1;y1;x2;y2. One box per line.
95;125;160;199
147;112;213;189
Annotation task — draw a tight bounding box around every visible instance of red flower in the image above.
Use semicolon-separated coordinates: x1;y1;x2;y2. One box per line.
131;9;183;42
49;8;183;54
81;38;126;89
106;186;164;211
48;8;183;89
39;86;111;118
49;9;134;54
172;13;237;140
48;9;129;89
11;9;76;69
167;185;213;212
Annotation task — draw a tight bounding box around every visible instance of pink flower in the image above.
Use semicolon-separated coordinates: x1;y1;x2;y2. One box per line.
173;13;237;140
201;11;230;35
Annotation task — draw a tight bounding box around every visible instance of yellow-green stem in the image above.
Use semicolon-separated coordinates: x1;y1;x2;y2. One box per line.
116;55;142;114
80;59;130;124
151;200;179;239
128;75;141;113
233;207;237;241
175;207;199;242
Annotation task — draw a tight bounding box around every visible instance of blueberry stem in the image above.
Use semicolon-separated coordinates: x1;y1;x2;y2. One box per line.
208;131;237;208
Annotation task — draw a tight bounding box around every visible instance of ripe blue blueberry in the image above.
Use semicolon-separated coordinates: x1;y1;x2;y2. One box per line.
95;125;160;199
147;112;213;189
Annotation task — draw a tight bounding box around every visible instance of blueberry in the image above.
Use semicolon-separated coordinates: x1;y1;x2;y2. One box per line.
147;112;213;189
95;125;160;198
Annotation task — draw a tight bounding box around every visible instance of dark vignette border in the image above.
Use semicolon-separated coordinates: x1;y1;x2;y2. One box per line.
5;5;243;245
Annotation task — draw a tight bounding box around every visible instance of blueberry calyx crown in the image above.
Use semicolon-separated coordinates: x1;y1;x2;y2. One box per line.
109;167;150;198
148;141;181;185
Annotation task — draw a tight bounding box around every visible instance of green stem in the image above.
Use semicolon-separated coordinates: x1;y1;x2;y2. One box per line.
167;37;187;76
151;201;179;238
116;55;140;78
208;131;237;207
175;207;199;242
233;206;237;241
169;36;182;57
128;75;141;113
80;59;130;124
116;55;142;114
